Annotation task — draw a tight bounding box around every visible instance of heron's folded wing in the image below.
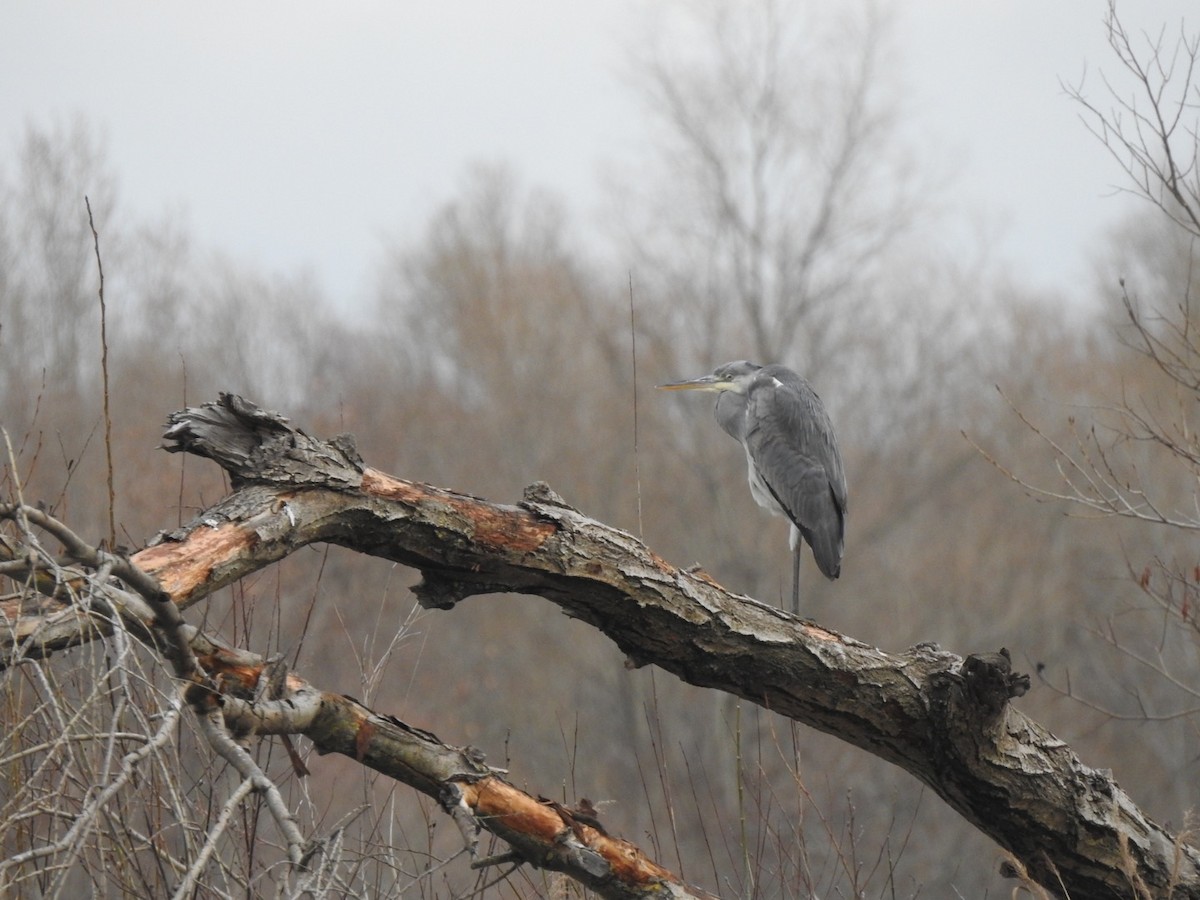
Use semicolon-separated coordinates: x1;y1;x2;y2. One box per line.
743;372;847;579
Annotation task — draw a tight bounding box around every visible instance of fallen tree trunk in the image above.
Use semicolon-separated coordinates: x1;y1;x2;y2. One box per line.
4;393;1197;898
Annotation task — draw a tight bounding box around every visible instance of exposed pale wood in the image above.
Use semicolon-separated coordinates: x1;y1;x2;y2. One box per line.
203;649;707;900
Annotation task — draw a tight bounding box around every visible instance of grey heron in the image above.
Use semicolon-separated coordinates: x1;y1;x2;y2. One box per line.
658;360;847;612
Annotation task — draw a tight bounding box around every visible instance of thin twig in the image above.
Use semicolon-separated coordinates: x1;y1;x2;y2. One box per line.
171;777;257;900
0;502;201;675
0;697;183;876
85;197;116;550
194;706;305;865
628;271;644;539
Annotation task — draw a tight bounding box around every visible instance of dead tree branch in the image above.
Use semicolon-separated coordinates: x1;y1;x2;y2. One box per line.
0;401;712;898
3;393;1198;898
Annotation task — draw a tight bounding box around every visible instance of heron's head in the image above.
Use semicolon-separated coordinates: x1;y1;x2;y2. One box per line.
657;360;762;395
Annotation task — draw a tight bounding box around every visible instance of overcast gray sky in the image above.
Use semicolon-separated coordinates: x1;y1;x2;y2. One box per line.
2;1;1194;308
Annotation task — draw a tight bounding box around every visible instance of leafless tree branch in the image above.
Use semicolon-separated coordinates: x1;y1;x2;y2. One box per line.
1064;2;1200;236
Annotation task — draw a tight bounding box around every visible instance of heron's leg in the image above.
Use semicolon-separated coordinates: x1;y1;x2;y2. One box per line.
791;546;801;614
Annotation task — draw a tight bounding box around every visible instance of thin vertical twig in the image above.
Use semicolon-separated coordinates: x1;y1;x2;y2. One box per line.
85;196;115;549
176;352;188;529
629;271;644;539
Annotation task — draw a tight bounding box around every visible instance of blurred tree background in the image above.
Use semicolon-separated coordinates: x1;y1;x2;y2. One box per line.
2;1;1197;896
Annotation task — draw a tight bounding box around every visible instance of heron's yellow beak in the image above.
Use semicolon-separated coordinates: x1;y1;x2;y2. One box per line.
656;375;723;391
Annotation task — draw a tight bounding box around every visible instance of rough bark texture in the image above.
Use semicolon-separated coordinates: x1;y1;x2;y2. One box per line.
194;639;702;899
5;393;1199;898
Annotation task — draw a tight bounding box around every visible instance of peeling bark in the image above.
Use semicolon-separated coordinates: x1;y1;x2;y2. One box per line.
4;393;1198;899
211;660;701;899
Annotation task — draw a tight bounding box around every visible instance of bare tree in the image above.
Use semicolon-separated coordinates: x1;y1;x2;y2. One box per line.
1016;5;1200;649
619;0;928;377
1070;3;1200;240
965;1;1200;846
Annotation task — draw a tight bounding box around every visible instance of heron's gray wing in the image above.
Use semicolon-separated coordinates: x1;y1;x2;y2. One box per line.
742;369;847;579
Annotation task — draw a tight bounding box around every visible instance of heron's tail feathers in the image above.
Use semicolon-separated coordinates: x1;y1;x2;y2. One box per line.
810;529;843;580
789;482;844;581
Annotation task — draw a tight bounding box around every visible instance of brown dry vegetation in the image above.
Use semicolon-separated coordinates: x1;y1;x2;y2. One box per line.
3;3;1199;897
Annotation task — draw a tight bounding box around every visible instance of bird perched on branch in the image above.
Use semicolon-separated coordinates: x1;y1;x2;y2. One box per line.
658;360;847;612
